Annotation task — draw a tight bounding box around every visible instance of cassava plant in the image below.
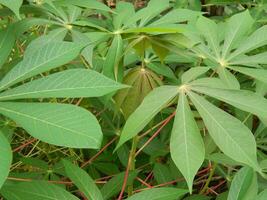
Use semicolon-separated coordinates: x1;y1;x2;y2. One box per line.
0;0;267;200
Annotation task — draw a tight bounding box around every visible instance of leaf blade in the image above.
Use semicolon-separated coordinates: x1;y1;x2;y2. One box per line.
170;92;205;193
0;102;102;149
188;91;260;171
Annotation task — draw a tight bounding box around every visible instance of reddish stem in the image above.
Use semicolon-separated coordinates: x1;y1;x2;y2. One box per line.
81;136;117;168
135;112;176;156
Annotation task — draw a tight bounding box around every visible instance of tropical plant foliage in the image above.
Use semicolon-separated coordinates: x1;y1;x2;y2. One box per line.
1;0;267;199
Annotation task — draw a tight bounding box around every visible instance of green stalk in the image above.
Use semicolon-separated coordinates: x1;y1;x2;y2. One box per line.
199;163;217;195
127;136;139;196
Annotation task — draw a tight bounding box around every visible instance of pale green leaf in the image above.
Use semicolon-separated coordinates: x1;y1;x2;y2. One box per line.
228;66;267;84
191;86;267;119
0;69;126;101
228;26;267;60
150;9;201;26
56;0;111;12
125;0;169;27
227;167;258;200
230;52;267;65
196;16;220;59
181;67;210;83
63;160;103;200
0;41;84;91
217;67;240;89
189;78;227;89
0;133;12;189
188;92;260;171
0;0;22;19
125;188;188;200
116;86;179;150
0;181;79;200
0;102;102;149
222;10;254;59
25;28;68;56
170;92;205;193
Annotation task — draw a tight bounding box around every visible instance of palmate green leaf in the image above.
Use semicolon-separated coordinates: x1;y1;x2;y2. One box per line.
113;2;135;30
0;132;12;189
124;0;169;27
0;41;84;91
56;0;111;12
0;181;79;200
190;78;227;89
0;0;22;19
191;86;267;119
228;66;267;84
187;91;260;171
0;69;126;101
125;188;188;200
150;9;201;26
196;16;220;59
147;63;177;80
229;52;267;65
170;92;205;193
103;34;123;80
62;160;103;200
0;26;15;69
181;67;210;84
100;171;138;200
123;26;184;34
217;67;240;89
25;28;68;56
221;10;253;59
227;167;258;200
227;25;267;61
116;86;179;150
0;102;102;149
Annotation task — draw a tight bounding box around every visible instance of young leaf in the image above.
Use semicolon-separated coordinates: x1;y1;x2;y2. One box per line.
125;188;188;200
116;86;179;150
62;160;103;200
0;0;22;19
227;167;258;200
191;86;267;119
0;102;102;149
0;133;12;189
188;91;260;171
0;27;15;69
0;41;84;91
103;34;123;80
170;92;205;193
0;69;126;101
0;181;79;200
